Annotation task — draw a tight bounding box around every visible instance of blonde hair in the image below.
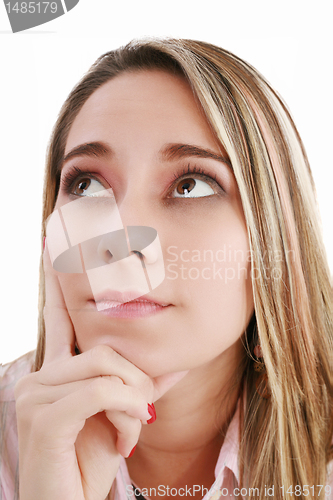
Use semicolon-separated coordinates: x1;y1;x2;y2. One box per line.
35;38;333;498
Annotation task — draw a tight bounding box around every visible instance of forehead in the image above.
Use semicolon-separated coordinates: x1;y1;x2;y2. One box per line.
65;70;221;155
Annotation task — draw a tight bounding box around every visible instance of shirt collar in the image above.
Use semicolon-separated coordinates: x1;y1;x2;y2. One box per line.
214;398;241;484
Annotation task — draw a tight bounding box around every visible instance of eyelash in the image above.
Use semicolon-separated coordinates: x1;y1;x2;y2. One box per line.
60;166;94;193
172;164;218;184
60;164;222;196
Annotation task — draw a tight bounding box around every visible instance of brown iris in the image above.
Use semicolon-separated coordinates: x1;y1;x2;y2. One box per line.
176;178;196;195
75;178;91;195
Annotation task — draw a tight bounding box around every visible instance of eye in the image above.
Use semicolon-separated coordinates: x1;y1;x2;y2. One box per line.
72;177;105;197
172;177;215;198
60;167;108;197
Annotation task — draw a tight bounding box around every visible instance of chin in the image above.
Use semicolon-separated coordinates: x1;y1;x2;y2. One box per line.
75;337;166;377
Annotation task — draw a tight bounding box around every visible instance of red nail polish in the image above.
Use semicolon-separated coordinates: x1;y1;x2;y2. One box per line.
147;403;156;424
128;445;136;457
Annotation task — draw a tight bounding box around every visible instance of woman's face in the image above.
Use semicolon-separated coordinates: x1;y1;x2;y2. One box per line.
54;70;254;378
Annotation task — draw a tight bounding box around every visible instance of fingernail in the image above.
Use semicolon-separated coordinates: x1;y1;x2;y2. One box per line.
43;236;46;251
147;403;156;424
128;445;136;457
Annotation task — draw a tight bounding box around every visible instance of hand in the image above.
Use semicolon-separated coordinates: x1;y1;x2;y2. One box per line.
14;242;187;500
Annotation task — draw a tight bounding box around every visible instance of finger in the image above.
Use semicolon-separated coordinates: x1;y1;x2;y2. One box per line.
38;344;155;402
105;410;142;458
152;370;189;401
33;377;151;446
43;240;76;365
27;375;124;405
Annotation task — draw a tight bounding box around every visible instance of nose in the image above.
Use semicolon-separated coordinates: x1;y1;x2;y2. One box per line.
97;226;159;266
85;205;165;305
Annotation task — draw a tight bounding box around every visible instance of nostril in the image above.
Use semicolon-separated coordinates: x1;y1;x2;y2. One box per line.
105;249;113;263
131;250;145;267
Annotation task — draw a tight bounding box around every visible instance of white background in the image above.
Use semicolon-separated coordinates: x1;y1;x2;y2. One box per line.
1;0;332;364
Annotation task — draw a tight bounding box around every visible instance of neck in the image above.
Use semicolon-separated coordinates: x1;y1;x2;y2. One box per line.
126;342;243;494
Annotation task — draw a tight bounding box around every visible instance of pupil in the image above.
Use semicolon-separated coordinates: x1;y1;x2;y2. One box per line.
77;179;90;193
177;177;195;195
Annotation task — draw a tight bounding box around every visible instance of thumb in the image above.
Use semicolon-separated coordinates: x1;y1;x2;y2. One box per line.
152;370;189;401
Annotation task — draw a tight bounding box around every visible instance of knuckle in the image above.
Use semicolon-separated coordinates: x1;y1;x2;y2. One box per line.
118;418;141;442
15;395;29;420
16;397;44;432
126;385;146;411
14;373;34;399
103;375;124;385
15;390;31;414
14;375;44;425
128;370;154;401
14;378;25;400
139;374;154;400
86;376;110;404
89;344;114;368
89;345;123;377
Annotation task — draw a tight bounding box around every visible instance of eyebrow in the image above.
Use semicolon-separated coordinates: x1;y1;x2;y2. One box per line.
59;142;112;170
59;141;232;170
159;143;232;168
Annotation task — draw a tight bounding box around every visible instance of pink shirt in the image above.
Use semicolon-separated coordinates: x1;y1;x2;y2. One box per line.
1;352;332;500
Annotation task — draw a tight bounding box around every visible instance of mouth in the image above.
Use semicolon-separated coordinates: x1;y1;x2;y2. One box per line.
89;290;172;319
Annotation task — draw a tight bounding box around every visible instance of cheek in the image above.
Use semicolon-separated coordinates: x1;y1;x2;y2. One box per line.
58;274;91;309
164;208;253;346
165;207;252;296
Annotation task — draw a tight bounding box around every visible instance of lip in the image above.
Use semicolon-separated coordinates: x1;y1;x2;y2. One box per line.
90;289;171;318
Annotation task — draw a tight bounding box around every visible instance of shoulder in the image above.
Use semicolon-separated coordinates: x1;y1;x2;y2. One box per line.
0;350;36;402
